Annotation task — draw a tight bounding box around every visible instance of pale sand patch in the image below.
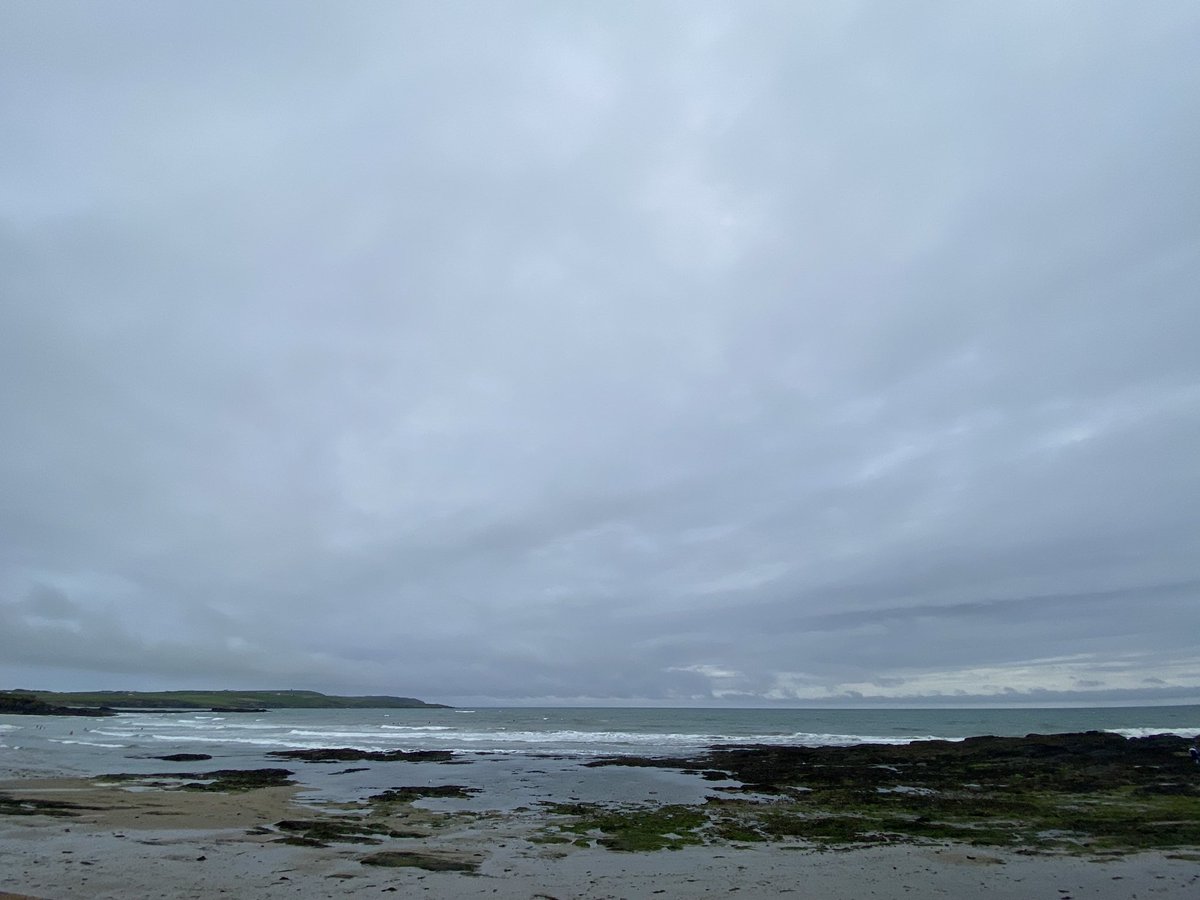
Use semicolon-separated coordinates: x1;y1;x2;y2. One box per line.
0;777;299;830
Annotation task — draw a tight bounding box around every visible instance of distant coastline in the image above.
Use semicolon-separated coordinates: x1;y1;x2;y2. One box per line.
0;688;449;714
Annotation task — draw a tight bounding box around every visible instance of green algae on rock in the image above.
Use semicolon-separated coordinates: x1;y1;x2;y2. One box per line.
582;731;1200;854
543;802;708;851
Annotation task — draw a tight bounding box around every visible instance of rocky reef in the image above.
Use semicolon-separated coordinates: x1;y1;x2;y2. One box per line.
573;731;1200;853
589;730;1197;790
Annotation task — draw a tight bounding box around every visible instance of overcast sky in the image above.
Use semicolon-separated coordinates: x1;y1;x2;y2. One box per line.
1;2;1198;707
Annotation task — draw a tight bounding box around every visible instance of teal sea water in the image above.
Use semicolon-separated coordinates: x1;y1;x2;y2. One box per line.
3;705;1198;771
4;705;1197;810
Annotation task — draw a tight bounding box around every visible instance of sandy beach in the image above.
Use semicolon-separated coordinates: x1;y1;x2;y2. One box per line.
3;773;1198;899
4;714;1199;898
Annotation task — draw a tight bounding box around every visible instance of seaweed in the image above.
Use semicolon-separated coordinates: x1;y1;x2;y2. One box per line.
0;793;93;817
580;732;1200;854
270;818;405;847
544;803;707;851
360;851;479;872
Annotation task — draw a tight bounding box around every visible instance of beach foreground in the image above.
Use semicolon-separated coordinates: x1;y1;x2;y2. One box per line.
3;730;1199;899
1;777;1197;899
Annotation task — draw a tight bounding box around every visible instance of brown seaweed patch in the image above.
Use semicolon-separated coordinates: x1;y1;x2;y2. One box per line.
268;748;454;763
271;818;402;847
361;850;479;872
0;793;94;817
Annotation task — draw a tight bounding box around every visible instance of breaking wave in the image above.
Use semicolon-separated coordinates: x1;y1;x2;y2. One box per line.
83;723;959;754
1107;726;1200;739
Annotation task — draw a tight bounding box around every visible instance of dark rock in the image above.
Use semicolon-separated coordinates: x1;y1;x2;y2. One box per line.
101;768;295;792
182;768;295;791
267;748;455;763
1130;733;1199;752
369;785;480;803
586;731;1196;795
274;835;326;847
153;754;213;762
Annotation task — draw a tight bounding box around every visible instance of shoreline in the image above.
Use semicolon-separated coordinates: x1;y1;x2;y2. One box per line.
2;730;1199;897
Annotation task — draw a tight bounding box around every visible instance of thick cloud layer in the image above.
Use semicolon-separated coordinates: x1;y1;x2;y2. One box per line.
2;2;1197;705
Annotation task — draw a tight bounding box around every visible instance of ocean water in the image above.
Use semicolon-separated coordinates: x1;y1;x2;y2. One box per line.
3;705;1197;811
3;705;1198;772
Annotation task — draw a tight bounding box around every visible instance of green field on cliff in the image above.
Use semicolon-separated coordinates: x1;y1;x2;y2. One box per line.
2;689;447;710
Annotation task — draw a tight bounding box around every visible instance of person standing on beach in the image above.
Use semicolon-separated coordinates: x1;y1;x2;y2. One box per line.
1190;740;1199;766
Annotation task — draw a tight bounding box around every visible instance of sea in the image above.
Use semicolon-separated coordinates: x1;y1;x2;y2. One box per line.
4;705;1197;811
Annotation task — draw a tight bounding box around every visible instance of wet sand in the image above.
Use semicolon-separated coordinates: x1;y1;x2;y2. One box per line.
2;776;1197;899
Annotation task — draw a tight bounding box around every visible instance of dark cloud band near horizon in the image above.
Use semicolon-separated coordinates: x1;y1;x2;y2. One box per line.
2;1;1198;706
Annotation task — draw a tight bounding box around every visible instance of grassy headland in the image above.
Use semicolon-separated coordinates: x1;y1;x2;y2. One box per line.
0;688;448;712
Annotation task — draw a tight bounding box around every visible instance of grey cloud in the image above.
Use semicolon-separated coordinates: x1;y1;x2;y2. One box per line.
1;2;1198;704
0;585;337;687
